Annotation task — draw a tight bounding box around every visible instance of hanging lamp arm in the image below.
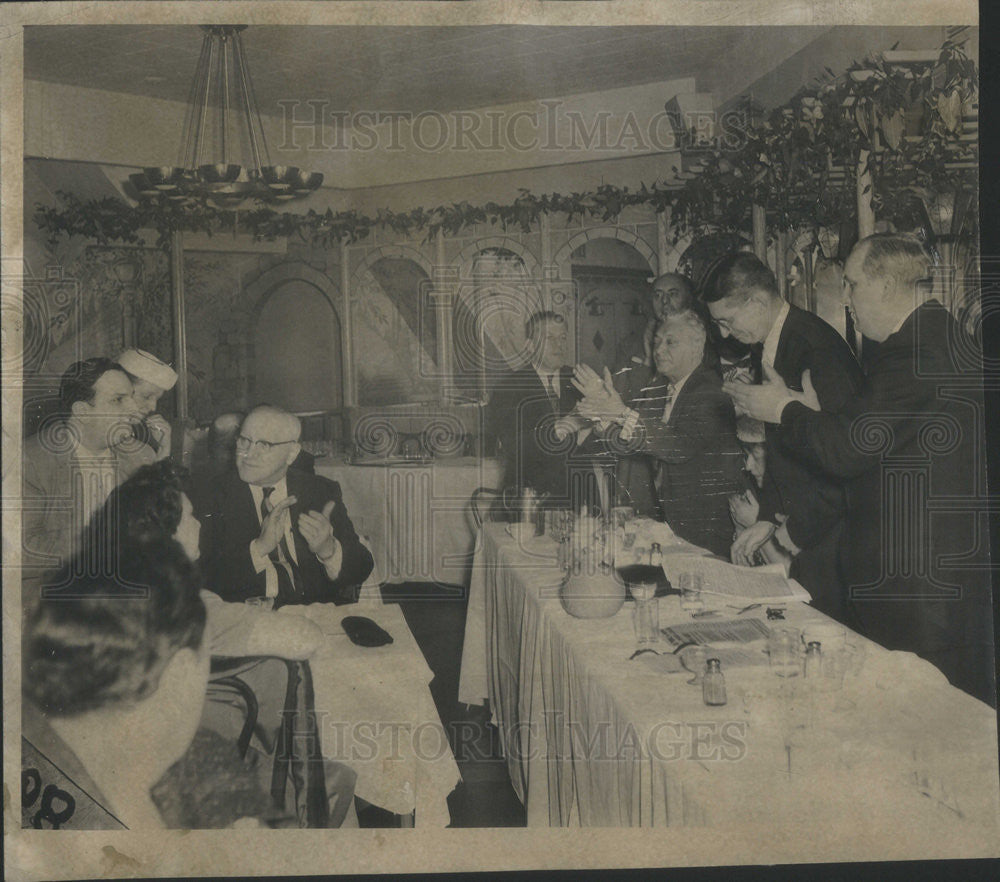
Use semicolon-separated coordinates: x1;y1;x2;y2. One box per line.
179;30;213;169
233;29;270;171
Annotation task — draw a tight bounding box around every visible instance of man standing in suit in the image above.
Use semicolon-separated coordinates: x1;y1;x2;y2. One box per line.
574;310;743;556
486;310;587;507
703;252;864;619
727;234;994;705
199;405;373;607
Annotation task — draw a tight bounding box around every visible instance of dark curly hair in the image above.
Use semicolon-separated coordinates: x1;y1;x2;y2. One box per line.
81;460;190;560
24;538;206;717
59;357;128;413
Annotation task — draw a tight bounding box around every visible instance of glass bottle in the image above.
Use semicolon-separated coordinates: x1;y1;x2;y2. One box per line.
649;542;662;568
804;641;822;678
702;658;727;706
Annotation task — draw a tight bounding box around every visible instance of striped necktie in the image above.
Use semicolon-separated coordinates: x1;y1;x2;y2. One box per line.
261;486;302;601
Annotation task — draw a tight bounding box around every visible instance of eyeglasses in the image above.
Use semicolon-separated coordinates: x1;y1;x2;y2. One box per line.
711;297;751;333
235;435;298;455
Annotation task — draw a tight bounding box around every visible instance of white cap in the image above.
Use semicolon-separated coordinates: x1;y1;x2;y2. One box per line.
117;348;178;391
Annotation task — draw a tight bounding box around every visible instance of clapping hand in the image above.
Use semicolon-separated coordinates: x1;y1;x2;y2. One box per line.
572;364;626;423
299;500;339;561
256;495;297;556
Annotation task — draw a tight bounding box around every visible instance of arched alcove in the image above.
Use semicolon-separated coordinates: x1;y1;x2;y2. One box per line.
246;262;343;414
564;235;655;374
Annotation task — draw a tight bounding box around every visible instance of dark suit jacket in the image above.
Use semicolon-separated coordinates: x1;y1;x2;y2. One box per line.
755;304;865;551
485;365;584;504
781;301;993;704
624;363;743;557
199;467;374;606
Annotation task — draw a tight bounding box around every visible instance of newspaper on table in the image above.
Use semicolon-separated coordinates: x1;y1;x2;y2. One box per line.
660;553;812;605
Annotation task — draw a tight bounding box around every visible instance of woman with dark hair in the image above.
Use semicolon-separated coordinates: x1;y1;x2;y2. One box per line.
84;459;322;659
22;539;210;828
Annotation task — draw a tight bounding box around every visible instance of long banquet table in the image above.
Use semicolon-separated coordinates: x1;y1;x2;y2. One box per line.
280;591;460;826
458;523;1000;854
316;456;502;584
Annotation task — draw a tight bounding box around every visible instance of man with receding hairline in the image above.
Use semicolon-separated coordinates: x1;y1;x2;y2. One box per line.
729;234;994;705
703;251;864;620
199;405;373;606
574;310;743;556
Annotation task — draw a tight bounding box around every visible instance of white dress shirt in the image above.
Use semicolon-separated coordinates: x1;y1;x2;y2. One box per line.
761;300;791;369
248;478;297;599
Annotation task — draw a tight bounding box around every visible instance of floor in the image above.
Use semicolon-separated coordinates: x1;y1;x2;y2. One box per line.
370;581;527;828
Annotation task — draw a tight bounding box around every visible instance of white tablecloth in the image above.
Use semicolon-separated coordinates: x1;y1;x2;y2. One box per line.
316;457;503;584
457;524;1000;853
281;597;460;826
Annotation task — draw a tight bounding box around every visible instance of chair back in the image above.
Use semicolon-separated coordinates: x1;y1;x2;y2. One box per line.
469;487;500;532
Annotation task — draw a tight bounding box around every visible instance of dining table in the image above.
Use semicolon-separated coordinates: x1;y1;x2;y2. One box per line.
278;588;461;826
315;455;503;585
457;521;1000;857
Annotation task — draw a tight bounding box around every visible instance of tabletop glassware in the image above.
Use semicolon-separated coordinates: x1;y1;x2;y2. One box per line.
629;581;659;644
768;626;802;677
678;643;709;685
678;571;704;613
244;596;275;612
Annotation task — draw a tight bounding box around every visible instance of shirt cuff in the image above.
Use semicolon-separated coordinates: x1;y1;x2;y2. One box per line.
774;522;801;556
318;537;343;580
250;540;278;598
620;408;640;442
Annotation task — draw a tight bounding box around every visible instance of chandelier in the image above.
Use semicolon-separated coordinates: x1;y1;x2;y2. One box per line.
127;25;323;206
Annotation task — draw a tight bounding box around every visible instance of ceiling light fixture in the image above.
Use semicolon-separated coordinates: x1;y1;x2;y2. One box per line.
127;25;323;207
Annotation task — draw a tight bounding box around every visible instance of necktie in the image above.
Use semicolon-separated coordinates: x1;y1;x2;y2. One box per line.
660;383;676;425
261;486;302;601
655;383;677;494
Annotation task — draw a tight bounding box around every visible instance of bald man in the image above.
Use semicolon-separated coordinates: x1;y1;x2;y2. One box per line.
610;272;703;516
198;406;373;606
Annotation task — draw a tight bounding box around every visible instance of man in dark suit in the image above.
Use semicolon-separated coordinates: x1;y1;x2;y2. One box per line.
199;405;373;607
727;234;994;705
703;252;865;620
485;310;588;507
611;272;697;517
574;310;743;556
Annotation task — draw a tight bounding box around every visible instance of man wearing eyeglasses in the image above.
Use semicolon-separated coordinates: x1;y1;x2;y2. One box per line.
725;234;994;706
199;405;373;607
701;251;864;622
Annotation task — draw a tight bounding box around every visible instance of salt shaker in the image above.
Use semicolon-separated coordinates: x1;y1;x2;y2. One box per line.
649;542;663;568
804;640;822;678
702;658;727;706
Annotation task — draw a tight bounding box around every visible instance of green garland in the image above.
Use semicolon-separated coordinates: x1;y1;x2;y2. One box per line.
35;34;977;252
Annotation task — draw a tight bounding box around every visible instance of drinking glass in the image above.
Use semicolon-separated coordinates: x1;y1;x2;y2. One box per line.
630;583;659;644
678;571;704;613
678;644;709;685
768;626;802;677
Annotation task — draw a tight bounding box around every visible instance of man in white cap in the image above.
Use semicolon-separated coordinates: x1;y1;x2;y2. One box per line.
116;348;178;461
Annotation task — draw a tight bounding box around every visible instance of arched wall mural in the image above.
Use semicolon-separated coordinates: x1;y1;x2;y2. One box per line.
245;261;344;415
